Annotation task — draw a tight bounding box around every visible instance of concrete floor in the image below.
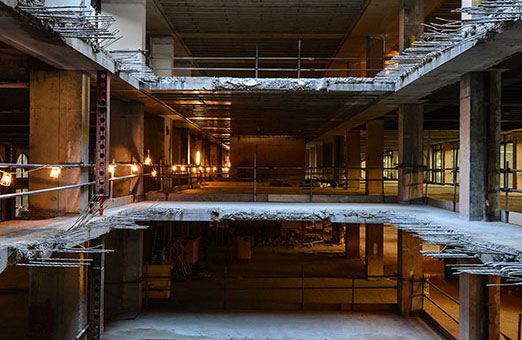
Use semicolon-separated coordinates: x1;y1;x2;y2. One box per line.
103;311;446;340
174;180;522;214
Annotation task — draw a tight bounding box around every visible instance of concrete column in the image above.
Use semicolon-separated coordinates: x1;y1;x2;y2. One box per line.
459;72;501;221
102;0;145;54
28;255;88;339
163;118;173;166
150;35;174;77
399;0;424;51
398;104;424;203
365;120;384;196
366;36;385;77
345;223;360;259
332;136;343;182
397;231;423;316
29;71;89;218
459;273;500;340
346;130;361;191
105;230;143;320
365;223;384;277
171;128;184;165
210;143;218;166
110;99;144;198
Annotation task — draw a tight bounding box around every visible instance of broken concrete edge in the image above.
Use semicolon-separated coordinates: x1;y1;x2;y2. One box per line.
0;0;140;88
0;195;142;274
141;77;396;93
8;203;521;269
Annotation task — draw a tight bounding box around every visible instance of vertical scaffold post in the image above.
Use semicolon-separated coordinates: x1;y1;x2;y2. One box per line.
95;71;110;214
88;237;105;340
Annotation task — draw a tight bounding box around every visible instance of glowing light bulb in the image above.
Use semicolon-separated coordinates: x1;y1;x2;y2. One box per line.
0;172;12;187
212;166;217;172
192;167;197;173
50;167;61;178
206;167;210;173
172;165;177;172
198;166;203;172
196;151;201;166
131;164;138;173
151;169;157;177
108;164;116;176
144;156;152;165
180;166;186;172
223;167;229;173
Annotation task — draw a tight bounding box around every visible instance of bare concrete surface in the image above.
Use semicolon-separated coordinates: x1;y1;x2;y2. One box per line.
1;200;522;273
103;311;445;340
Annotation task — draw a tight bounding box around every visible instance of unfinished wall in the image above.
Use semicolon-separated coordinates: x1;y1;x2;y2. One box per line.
0;266;28;339
230;136;305;181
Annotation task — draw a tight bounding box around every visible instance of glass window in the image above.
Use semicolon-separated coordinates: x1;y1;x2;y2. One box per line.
431;147;444;184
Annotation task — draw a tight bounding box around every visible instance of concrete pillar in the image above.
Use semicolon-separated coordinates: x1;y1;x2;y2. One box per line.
28;255;88;339
29;71;89;218
210;143;218;167
102;0;145;54
332;136;343;182
459;72;501;221
366;36;385;77
150;35;174;77
399;0;424;51
397;231;423;316
110;99;144;198
398;104;424;203
345;223;360;259
459;273;501;340
365;120;384;196
163;118;173;166
105;230;143;320
346;130;361;191
365;223;384;277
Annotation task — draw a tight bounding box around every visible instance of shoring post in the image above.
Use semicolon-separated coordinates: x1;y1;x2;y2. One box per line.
95;71;110;215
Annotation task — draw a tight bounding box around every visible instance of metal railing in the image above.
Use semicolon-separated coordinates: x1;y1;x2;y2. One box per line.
143;266;398;311
149;39;393;78
0;162;141;202
142;163;399;202
420;278;519;340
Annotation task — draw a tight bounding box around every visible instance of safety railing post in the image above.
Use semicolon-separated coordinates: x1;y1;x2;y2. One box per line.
297;40;301;79
253;145;257;202
351;272;355;311
409;274;414;316
382;166;385;203
453;155;457;212
255;44;259;79
301;265;305;310
309;167;313;202
505;161;510;224
517;313;522;340
223;266;227;310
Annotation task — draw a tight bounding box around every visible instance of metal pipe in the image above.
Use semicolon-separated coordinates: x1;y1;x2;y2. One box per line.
0;182;94;200
0;163;93;168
